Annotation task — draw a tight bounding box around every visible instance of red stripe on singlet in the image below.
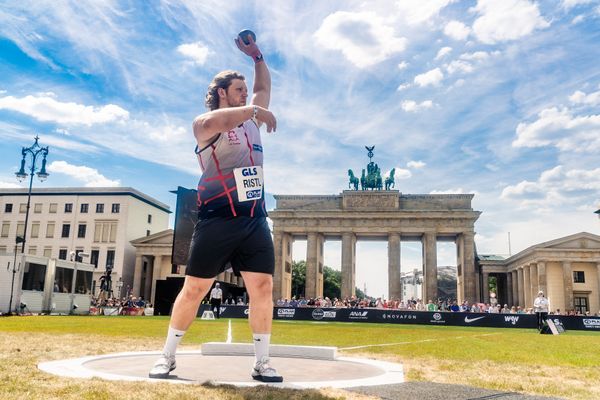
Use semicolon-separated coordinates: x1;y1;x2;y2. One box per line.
210;144;237;217
243;128;258;217
204;173;234;182
204;186;236;203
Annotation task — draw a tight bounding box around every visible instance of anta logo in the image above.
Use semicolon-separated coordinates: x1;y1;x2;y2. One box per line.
227;130;241;144
241;167;259;176
504;315;519;325
349;311;368;318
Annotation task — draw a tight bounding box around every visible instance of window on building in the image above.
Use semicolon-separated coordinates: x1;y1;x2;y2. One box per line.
21;262;46;291
573;271;585;283
4;203;12;213
54;267;73;293
34;203;42;213
75;270;93;294
96;204;104;213
16;222;25;238
77;224;86;238
74;249;84;261
574;296;589;314
106;250;115;269
43;248;52;258
90;249;100;268
58;249;68;260
81;203;89;213
0;246;7;253
146;230;151;236
46;222;55;238
28;246;36;255
61;224;70;238
65;203;73;213
93;221;117;243
31;222;40;238
1;222;9;238
147;214;152;224
171;264;179;274
19;203;27;213
49;203;57;213
111;203;120;213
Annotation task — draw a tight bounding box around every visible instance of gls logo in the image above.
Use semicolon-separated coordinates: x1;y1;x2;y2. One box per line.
504;315;520;325
241;167;258;176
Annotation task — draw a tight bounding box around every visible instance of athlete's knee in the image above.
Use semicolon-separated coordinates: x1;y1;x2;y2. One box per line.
181;279;209;300
254;277;272;295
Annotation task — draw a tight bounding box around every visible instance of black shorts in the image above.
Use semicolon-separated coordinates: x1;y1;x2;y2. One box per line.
186;216;274;278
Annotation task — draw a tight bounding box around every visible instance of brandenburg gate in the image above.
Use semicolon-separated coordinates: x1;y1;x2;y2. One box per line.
269;191;481;303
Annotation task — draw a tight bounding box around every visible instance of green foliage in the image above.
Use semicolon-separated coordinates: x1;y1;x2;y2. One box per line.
291;260;306;298
292;260;363;299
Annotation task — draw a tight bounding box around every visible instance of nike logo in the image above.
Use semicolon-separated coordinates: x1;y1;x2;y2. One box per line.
464;316;485;323
254;338;261;342
175;334;183;337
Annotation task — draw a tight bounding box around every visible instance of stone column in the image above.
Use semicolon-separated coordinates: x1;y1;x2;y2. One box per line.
517;267;524;307
132;255;143;297
144;257;153;301
462;232;476;304
341;232;356;299
422;232;438;303
305;232;324;299
506;272;513;308
530;263;538;304
455;235;464;302
563;261;574;312
511;270;518;307
597;263;600;314
482;272;490;303
523;264;531;310
272;230;284;300
150;255;162;304
537;261;547;296
388;233;401;301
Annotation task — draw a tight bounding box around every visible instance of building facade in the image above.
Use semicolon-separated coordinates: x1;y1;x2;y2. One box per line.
0;187;170;294
479;232;600;314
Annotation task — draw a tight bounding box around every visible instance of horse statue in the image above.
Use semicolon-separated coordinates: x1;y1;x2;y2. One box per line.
360;169;366;190
347;169;359;190
385;168;395;190
361;162;383;190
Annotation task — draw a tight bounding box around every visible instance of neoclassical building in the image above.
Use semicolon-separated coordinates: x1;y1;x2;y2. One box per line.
479;232;600;314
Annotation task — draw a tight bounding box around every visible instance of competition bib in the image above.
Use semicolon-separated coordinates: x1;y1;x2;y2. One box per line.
233;166;264;202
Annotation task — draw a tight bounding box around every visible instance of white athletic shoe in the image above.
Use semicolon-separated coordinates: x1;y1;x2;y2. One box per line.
251;356;283;382
149;354;176;379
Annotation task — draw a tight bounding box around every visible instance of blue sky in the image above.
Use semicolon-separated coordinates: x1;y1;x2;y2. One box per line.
1;1;599;297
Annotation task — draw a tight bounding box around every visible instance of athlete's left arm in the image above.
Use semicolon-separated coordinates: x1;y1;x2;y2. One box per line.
251;60;271;110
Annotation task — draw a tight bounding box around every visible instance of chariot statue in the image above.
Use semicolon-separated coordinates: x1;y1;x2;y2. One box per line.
347;146;395;191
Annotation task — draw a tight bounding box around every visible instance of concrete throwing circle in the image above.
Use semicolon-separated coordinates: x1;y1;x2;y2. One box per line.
38;350;404;389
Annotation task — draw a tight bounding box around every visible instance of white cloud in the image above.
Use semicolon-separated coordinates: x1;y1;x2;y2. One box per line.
314;11;407;68
459;51;491;61
435;46;452;60
407;160;426;169
388;167;412;179
414;68;443;87
446;60;473;74
47;161;120;187
0;94;129;126
471;0;550;44
177;41;211;65
561;0;595;10
513;107;600;152
395;0;456;25
501;165;600;210
397;83;411;91
569;89;600;106
397;61;409;70
444;20;471;40
54;128;70;135
401;100;434;112
0;181;22;188
430;188;466;194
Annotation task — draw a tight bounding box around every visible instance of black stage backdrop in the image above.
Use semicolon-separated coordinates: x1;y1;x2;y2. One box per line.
198;305;600;331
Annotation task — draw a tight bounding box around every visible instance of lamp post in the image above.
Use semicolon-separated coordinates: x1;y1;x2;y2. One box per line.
15;136;49;253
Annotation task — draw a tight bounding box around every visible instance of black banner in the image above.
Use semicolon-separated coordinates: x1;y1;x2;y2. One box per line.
198;305;600;331
171;186;198;266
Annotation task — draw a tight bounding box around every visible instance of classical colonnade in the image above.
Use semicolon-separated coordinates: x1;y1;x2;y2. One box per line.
269;191;481;303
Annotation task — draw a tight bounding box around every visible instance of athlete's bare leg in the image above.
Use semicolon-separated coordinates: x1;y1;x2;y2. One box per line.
170;275;215;330
240;271;273;333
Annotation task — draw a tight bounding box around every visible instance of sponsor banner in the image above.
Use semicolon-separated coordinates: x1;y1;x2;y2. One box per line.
197;305;597;330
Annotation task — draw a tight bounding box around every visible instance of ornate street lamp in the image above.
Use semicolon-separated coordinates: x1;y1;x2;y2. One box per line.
15;136;49;253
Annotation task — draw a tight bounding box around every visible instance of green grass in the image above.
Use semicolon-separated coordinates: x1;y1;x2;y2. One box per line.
1;316;599;399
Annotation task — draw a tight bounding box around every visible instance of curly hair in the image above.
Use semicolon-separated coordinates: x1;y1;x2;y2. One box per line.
205;70;246;111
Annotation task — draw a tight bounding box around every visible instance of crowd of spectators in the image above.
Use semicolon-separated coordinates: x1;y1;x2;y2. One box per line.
90;294;153;315
274;296;599;316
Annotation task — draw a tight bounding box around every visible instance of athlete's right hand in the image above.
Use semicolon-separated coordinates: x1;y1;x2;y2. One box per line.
255;106;277;133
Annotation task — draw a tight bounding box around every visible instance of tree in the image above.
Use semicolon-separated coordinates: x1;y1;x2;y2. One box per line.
291;260;364;299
